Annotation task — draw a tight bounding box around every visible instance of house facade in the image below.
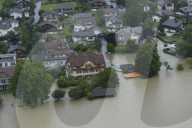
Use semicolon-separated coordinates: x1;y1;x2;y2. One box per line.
158;0;174;10
10;8;23;19
152;10;175;22
0;54;16;68
8;45;27;60
38;21;62;34
56;4;74;16
176;6;192;16
72;31;95;43
116;26;143;46
66;54;106;79
41;10;60;22
0;19;19;36
0;67;15;91
105;15;123;32
88;0;107;10
163;19;183;36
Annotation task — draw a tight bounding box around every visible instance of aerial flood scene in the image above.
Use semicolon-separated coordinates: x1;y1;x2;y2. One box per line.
1;0;192;128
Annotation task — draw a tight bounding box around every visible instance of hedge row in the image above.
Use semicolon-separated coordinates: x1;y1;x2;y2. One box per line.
163;48;176;56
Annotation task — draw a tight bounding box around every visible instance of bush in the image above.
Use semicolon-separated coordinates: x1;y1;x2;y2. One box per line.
87;92;94;100
122;68;128;74
52;90;65;100
57;75;68;88
47;68;60;79
176;64;184;71
68;88;84;99
163;48;176;56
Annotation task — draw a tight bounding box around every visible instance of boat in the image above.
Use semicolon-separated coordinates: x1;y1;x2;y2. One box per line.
124;73;141;78
111;66;122;72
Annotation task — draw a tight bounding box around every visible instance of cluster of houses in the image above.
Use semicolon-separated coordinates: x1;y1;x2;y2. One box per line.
152;0;192;36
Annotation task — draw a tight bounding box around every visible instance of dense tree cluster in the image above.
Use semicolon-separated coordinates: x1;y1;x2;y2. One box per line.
52;90;65;100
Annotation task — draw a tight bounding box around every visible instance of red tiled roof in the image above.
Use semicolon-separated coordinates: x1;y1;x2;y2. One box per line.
0;67;15;78
69;53;105;67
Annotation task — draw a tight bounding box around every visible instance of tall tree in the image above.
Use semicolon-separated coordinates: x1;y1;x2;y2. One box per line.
135;43;162;77
95;9;105;26
16;61;53;107
0;41;8;54
158;14;169;32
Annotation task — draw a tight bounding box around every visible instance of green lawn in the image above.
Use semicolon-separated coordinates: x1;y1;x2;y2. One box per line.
41;2;77;11
0;0;5;11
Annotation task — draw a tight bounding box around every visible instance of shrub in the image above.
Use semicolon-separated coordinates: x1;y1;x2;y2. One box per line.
87;92;94;100
122;68;128;74
68;88;84;99
163;48;176;56
52;90;65;100
57;75;68;88
176;64;184;71
47;68;60;79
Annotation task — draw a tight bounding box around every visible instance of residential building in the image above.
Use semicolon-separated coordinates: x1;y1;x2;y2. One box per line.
72;31;95;43
88;0;107;10
16;0;30;11
105;15;123;32
120;64;134;73
45;38;69;52
144;4;150;11
157;0;174;10
56;4;74;16
104;8;118;17
32;50;74;70
188;0;192;5
8;45;27;60
0;67;15;91
73;13;92;20
41;10;60;22
152;10;175;22
74;17;96;32
10;8;23;19
38;21;62;34
0;19;19;36
66;53;106;79
176;6;192;16
116;26;143;45
0;54;16;68
163;19;183;36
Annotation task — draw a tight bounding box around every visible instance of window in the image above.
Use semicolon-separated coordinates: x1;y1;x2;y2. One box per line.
0;63;2;67
5;63;8;67
83;69;88;73
77;70;82;74
96;69;100;72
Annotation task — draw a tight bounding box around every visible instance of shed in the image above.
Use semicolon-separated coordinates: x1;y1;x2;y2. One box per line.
92;88;116;98
120;64;134;73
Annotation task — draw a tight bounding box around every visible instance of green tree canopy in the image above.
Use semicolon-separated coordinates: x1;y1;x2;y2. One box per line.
68;88;84;99
16;61;53;107
0;41;8;54
158;14;169;32
135;43;162;77
95;9;105;26
52;90;65;100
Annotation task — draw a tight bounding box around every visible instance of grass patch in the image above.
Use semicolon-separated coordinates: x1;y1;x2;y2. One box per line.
41;2;77;11
0;0;5;11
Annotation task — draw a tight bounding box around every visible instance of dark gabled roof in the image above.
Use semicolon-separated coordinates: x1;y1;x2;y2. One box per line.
68;53;105;67
8;45;26;53
73;13;92;19
155;10;174;16
0;19;17;30
74;17;96;26
38;21;58;28
104;8;118;14
72;31;95;37
120;64;134;70
105;15;122;22
16;0;30;4
0;67;15;78
158;0;172;5
92;88;116;98
178;6;192;13
56;4;74;10
163;19;182;28
41;10;60;17
45;38;69;50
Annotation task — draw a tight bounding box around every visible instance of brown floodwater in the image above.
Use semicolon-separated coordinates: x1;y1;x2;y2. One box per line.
1;40;192;128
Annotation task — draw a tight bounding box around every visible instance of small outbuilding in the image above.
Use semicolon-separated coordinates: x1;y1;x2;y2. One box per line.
92;88;116;98
120;64;134;73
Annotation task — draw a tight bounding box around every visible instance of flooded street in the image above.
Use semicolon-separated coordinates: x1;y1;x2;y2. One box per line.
1;40;192;128
33;1;41;24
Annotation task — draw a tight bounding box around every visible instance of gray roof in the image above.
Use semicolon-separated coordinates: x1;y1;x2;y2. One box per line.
56;4;74;10
116;26;143;37
72;31;95;37
31;50;74;61
104;8;118;14
74;17;96;26
41;10;60;17
163;19;182;28
10;8;22;14
8;45;26;53
0;19;18;30
105;15;122;22
38;21;58;28
16;0;30;4
73;13;92;19
155;10;174;16
92;88;116;98
178;6;192;13
120;64;134;71
88;0;106;4
158;0;172;5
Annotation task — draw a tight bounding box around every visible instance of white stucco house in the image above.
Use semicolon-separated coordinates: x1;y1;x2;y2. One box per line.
105;15;123;32
0;53;16;68
176;6;192;16
72;31;95;43
10;8;23;19
152;10;175;22
158;0;174;10
144;5;150;11
0;19;19;37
